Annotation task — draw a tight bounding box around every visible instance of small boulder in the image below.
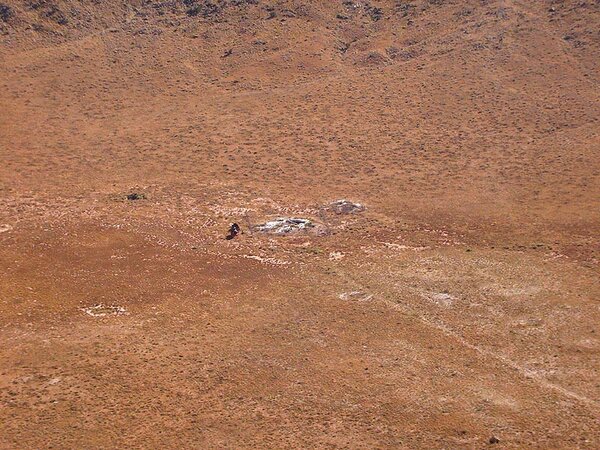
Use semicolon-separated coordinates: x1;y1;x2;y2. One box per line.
328;199;365;214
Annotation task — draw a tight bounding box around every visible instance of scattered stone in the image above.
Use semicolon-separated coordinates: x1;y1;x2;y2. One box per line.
366;6;383;21
329;251;344;261
338;41;353;53
429;292;456;307
185;1;222;18
328;199;365;214
126;192;145;201
339;291;373;302
280;9;296;18
489;436;500;445
0;224;13;233
241;255;290;266
363;51;389;66
82;304;127;317
256;218;313;235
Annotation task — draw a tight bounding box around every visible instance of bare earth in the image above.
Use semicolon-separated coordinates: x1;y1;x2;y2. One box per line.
1;1;599;448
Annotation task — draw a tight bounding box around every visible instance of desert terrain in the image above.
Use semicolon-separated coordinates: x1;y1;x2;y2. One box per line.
1;0;599;448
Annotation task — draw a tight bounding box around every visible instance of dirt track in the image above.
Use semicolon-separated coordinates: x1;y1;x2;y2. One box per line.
1;1;599;448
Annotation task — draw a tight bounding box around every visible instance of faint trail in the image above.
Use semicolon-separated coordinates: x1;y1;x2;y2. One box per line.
329;260;600;410
375;292;600;410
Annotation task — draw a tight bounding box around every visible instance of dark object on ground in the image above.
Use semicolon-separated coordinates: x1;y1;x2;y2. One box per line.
226;222;240;240
366;6;383;21
126;193;145;201
0;4;12;22
265;7;276;19
186;1;221;18
489;436;500;444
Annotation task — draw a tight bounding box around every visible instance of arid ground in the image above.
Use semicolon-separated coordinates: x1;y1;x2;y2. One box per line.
1;1;599;448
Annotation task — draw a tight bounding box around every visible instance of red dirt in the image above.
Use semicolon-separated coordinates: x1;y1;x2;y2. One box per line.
1;1;599;448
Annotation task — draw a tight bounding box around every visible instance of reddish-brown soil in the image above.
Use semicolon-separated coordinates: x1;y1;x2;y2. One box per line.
1;1;599;448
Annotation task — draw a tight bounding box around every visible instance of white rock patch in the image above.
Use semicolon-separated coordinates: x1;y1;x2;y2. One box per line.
339;291;373;302
256;218;313;235
329;251;345;261
82;304;128;317
429;292;456;307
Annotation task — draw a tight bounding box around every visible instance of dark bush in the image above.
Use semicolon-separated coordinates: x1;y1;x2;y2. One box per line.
0;4;13;22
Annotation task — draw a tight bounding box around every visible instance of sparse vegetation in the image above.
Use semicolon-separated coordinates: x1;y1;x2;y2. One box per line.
1;0;599;447
0;3;12;22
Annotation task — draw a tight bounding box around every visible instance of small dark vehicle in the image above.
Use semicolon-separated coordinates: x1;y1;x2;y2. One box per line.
226;223;241;240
